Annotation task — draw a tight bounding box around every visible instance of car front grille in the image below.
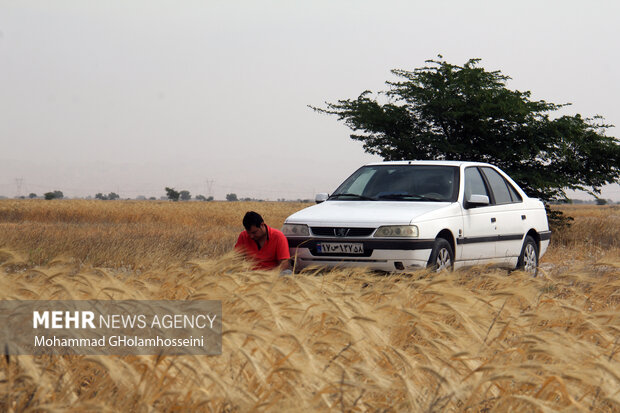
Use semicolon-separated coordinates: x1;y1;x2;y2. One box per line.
310;227;375;237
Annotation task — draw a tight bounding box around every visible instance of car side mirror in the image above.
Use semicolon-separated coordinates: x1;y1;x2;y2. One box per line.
315;193;329;204
465;194;490;209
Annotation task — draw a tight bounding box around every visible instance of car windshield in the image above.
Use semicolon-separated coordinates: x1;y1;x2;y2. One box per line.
330;165;459;202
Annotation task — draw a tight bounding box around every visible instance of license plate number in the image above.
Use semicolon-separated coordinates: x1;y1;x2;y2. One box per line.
317;242;364;254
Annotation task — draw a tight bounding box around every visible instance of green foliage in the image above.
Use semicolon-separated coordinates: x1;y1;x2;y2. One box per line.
95;192;120;201
44;191;63;200
179;190;191;201
545;204;574;233
313;57;620;202
165;187;180;202
28;193;37;199
226;193;238;202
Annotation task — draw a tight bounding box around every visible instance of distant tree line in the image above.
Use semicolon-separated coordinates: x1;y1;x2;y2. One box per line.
5;186;613;204
164;187;213;202
552;198;617;205
95;192;120;200
5;192;320;203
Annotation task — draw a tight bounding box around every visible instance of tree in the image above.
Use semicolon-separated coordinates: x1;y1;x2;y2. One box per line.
28;193;37;199
94;192;118;200
313;57;620;202
44;190;63;200
179;190;191;201
165;187;180;202
226;193;238;202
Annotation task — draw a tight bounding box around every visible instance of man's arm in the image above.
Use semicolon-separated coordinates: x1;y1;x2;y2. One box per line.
277;258;291;271
234;232;244;251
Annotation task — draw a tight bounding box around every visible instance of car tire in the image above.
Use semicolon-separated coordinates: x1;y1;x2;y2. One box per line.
427;238;454;272
517;235;539;276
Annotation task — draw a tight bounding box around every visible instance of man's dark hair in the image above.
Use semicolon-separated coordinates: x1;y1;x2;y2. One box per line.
242;211;264;230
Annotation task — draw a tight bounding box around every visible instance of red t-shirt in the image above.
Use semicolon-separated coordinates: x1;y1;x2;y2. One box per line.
234;225;290;270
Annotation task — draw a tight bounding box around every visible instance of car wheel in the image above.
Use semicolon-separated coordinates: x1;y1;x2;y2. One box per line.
517;235;539;276
427;238;454;272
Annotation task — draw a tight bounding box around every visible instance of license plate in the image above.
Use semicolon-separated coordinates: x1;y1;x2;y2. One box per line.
317;242;364;254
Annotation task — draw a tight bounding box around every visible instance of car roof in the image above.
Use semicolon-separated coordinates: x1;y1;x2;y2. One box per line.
365;160;493;167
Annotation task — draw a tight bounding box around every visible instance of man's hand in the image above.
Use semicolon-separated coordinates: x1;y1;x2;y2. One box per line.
277;258;291;272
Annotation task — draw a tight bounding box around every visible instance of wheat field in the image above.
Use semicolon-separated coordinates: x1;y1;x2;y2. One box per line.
0;200;619;412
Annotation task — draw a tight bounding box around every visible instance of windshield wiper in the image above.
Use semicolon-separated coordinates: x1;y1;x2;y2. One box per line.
328;193;376;201
414;195;444;202
376;193;444;202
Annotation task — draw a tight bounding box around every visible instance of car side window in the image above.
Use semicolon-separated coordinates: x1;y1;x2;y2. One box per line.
481;167;513;204
464;167;488;200
506;182;523;202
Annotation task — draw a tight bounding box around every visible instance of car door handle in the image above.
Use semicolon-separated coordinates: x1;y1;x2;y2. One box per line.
491;217;496;223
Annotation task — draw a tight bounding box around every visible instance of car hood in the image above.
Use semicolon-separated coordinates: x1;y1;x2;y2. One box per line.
285;200;454;227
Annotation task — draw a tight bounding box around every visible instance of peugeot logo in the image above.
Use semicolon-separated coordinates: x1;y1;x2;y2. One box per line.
334;228;350;237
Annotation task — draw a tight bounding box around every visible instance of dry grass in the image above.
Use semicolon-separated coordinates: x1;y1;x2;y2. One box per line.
544;204;620;265
0;200;305;269
0;200;619;412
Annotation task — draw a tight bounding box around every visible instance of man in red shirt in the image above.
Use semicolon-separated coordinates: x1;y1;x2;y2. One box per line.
234;211;291;271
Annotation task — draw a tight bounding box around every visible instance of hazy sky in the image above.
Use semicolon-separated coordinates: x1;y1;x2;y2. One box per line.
1;0;619;200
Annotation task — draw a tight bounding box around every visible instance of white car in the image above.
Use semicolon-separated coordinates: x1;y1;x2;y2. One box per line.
283;161;551;275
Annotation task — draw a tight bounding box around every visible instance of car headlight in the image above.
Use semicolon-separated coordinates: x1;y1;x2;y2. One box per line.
282;224;310;236
374;225;419;237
